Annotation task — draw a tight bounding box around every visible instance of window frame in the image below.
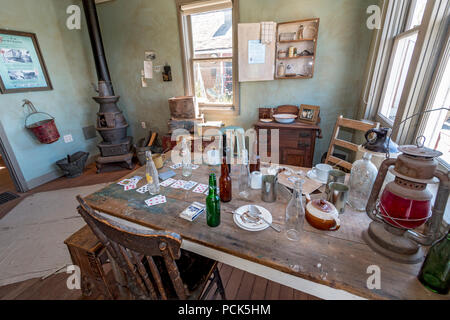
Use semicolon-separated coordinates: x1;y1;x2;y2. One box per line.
375;1;426;127
176;0;240;115
362;0;449;146
416;29;450;169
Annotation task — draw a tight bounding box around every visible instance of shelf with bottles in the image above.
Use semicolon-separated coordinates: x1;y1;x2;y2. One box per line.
275;56;315;80
275;18;319;80
278;38;316;44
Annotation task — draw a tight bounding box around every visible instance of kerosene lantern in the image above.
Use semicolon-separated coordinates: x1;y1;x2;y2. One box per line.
365;138;449;264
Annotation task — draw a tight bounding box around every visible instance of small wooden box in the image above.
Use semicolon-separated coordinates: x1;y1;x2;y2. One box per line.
168;96;199;119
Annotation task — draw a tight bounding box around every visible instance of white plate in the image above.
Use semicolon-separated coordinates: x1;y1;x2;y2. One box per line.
307;170;327;184
233;205;272;232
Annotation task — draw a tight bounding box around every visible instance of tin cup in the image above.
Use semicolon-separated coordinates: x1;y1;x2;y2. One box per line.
325;170;346;197
327;182;349;215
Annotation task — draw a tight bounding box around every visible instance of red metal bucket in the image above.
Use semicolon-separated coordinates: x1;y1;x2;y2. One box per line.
23;100;60;144
26;117;60;144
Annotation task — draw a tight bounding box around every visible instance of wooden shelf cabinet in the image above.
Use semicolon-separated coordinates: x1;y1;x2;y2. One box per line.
254;121;322;168
275;18;320;80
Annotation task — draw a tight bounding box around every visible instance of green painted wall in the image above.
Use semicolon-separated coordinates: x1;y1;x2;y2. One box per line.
0;0;98;186
98;0;375;164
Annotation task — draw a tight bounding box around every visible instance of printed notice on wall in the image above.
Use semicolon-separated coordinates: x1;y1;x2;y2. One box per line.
248;40;265;64
144;60;153;79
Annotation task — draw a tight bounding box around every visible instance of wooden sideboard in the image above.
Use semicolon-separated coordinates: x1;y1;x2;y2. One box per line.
254;121;322;168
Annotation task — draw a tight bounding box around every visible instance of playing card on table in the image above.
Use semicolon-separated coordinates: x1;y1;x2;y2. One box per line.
160;178;176;187
170;163;182;170
124;183;137;191
130;176;143;184
136;185;149;194
170;180;186;189
145;195;167;207
192;184;208;194
182;181;198;190
117;179;133;186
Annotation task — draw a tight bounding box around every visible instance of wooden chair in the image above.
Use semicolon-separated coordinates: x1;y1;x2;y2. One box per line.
76;196;226;300
325;115;379;171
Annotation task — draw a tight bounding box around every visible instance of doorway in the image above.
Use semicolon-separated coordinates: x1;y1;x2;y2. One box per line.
0;122;28;198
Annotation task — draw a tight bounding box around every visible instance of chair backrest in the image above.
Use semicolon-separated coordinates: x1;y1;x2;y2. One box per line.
325;115;379;170
76;195;187;300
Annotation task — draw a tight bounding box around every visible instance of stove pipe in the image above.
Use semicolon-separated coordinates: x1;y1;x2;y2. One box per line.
82;0;114;96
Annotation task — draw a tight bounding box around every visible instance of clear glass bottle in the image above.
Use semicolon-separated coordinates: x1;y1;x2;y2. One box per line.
238;149;250;199
181;137;192;177
348;153;378;211
285;180;305;241
145;151;160;195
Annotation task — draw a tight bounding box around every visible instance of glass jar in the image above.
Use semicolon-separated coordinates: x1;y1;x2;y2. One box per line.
145;151;160;195
348;153;378;211
285;180;305;241
238;150;250;199
181;138;192;177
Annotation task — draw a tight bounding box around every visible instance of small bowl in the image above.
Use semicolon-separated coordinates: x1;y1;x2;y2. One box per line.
273;114;297;124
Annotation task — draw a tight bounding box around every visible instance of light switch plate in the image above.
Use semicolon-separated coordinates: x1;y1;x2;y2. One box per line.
64;134;74;143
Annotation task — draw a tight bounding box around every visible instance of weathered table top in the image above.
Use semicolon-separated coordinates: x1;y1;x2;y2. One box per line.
84;162;448;300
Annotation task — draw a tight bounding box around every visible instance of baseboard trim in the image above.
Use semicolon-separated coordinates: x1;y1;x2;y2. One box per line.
26;154;99;190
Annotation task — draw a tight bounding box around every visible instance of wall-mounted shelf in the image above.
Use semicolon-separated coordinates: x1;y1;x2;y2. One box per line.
275;18;320;80
278;55;314;60
278;38;316;43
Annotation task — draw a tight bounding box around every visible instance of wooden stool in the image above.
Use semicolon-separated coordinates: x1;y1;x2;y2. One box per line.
64;225;114;299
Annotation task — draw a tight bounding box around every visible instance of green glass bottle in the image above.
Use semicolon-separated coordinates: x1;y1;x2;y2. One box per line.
418;231;449;295
206;173;221;227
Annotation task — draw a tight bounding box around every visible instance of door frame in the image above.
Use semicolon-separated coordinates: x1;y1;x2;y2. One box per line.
0;122;28;193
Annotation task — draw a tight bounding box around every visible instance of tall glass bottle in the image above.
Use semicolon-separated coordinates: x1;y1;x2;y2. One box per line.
418;231;449;295
145;151;160;195
206;173;221;227
219;158;232;202
348;153;378;211
238;150;250;199
181;137;192;178
285;180;305;241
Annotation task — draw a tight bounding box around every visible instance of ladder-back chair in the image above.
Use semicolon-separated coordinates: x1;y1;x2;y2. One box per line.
325;115;379;171
76;196;226;300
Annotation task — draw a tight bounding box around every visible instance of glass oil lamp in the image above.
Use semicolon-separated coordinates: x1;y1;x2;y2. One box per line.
365;137;449;264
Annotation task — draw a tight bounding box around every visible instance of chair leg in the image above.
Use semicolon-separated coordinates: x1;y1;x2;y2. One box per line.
200;275;216;300
213;267;226;300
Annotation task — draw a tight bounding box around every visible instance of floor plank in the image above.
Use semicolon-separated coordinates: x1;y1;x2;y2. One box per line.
235;272;256;300
250;276;268;300
265;280;281;300
279;285;294;300
224;268;245;300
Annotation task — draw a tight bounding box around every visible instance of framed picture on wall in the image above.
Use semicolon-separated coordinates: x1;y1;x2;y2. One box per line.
0;29;52;94
298;104;320;124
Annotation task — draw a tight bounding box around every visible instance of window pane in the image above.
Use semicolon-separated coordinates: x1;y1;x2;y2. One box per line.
423;55;450;165
406;0;428;30
194;60;233;104
191;9;233;59
379;32;418;122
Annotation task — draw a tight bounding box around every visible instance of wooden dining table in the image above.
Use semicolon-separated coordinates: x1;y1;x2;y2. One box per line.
84;160;449;300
